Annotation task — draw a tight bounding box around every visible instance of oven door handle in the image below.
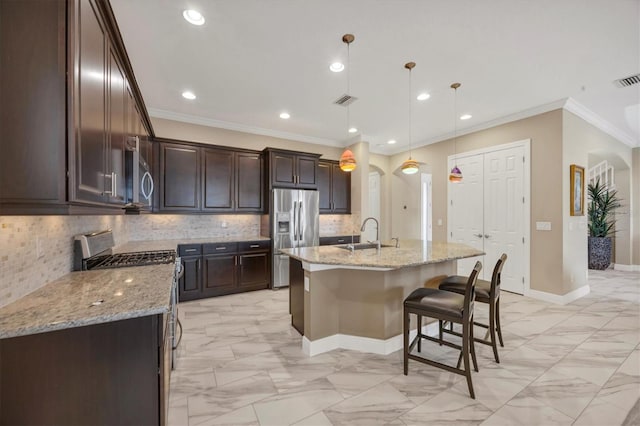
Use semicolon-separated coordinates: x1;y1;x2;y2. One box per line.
173;319;183;349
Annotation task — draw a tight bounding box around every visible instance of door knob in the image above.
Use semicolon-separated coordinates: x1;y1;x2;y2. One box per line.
475;234;483;238
484;234;491;239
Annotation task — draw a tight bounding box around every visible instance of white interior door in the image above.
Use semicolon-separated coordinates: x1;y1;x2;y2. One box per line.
483;147;525;293
448;143;527;294
448;155;485;277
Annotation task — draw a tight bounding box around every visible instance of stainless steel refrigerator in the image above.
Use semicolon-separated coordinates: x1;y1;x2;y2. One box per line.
271;188;319;288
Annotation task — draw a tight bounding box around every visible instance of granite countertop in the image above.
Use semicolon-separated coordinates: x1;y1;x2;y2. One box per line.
280;240;484;270
114;236;270;253
0;263;175;339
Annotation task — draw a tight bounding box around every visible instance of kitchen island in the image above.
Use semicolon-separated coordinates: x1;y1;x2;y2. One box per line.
281;240;483;356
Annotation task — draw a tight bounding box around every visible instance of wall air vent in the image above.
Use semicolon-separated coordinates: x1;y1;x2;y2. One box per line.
333;94;358;107
614;73;640;88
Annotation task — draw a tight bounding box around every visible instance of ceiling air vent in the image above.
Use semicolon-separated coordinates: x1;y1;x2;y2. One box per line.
614;73;640;88
333;94;358;107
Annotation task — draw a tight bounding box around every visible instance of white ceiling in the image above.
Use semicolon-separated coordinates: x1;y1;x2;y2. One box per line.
110;0;640;154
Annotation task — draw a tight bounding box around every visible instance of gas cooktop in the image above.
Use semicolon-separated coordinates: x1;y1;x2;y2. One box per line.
85;250;176;270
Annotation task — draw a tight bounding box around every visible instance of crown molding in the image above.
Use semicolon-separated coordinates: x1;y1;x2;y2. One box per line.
148;108;344;148
563;98;638;148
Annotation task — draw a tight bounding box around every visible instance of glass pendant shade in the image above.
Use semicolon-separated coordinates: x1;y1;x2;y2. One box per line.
401;157;419;174
339;149;357;172
449;165;463;182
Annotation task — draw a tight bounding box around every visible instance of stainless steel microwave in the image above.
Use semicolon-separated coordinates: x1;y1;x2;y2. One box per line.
125;136;154;209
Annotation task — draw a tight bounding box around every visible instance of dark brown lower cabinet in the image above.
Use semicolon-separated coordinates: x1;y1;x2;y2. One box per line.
203;253;236;297
178;241;270;300
289;258;304;335
0;314;169;425
178;254;203;302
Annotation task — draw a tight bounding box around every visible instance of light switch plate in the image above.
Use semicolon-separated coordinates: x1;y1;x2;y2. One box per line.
536;221;551;231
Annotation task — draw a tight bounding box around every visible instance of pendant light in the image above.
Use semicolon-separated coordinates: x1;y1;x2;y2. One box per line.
339;34;357;172
449;82;463;182
401;62;419;175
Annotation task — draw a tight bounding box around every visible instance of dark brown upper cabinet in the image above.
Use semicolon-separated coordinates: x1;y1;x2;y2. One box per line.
156;139;263;214
318;160;351;214
264;148;320;190
0;0;153;215
159;142;201;211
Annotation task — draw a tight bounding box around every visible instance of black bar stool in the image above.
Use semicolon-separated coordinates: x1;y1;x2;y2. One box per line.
438;254;507;363
403;261;482;399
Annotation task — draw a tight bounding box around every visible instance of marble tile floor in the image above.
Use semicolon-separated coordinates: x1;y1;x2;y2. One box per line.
169;269;640;425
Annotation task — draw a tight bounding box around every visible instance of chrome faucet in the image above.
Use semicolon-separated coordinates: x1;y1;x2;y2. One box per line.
360;217;380;248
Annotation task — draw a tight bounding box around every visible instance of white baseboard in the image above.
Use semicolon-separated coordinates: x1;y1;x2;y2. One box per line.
614;264;640;272
526;285;590;305
302;322;440;357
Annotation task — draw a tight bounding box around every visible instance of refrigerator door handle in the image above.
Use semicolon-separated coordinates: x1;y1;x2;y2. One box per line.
298;202;303;241
293;201;298;241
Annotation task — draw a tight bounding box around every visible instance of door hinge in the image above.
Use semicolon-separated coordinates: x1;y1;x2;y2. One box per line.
522;197;525;203
522;156;525;163
450;231;453;238
522;276;525;284
450;199;453;206
522;237;525;243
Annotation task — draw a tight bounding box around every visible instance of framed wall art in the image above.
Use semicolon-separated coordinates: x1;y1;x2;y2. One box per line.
570;164;585;216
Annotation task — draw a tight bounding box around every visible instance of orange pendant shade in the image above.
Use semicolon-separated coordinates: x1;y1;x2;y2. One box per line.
339;149;357;172
401;157;419;174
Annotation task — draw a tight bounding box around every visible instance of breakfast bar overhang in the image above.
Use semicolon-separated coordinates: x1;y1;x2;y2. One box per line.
281;240;484;356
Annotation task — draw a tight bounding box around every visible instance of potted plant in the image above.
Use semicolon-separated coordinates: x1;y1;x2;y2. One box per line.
587;178;622;270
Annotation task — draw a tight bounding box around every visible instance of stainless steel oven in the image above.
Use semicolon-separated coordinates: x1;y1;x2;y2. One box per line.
73;230;182;369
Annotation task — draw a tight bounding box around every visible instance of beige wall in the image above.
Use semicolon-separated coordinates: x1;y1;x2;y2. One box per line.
152;117;345;160
563;111;634;270
385;110;565;295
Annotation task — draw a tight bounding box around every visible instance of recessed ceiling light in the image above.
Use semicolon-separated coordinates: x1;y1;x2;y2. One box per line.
460;114;472;120
417;93;430;101
330;62;345;73
279;112;290;119
182;91;196;100
387;139;396;144
348;127;358;133
183;9;205;26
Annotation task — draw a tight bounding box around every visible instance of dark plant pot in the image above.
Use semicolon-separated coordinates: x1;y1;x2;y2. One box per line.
588;236;612;270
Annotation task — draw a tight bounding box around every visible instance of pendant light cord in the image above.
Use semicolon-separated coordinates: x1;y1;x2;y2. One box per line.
347;40;351;133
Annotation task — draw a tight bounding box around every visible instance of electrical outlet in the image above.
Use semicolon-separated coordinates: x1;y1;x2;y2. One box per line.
437;219;443;226
221;221;228;228
36;236;44;259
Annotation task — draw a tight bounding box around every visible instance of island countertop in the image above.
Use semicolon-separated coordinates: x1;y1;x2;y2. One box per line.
0;263;175;339
281;240;483;270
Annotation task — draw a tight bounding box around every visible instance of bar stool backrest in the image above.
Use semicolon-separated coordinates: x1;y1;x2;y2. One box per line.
463;261;483;324
490;254;508;300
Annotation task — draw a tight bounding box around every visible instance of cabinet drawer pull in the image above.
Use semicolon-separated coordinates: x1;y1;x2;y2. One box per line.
185;248;197;253
250;244;260;248
337;239;345;243
215;246;227;250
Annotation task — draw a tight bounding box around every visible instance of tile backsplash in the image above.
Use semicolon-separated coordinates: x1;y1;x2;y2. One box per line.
0;215;128;308
127;215;260;241
319;214;361;236
0;212;355;308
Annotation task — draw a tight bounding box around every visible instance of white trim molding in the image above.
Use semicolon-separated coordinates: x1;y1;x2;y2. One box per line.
614;264;640;272
302;322;440;357
563;98;637;148
148;107;343;148
526;285;590;305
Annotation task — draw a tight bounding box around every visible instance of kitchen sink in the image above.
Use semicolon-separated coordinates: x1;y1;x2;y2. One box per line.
336;242;394;250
